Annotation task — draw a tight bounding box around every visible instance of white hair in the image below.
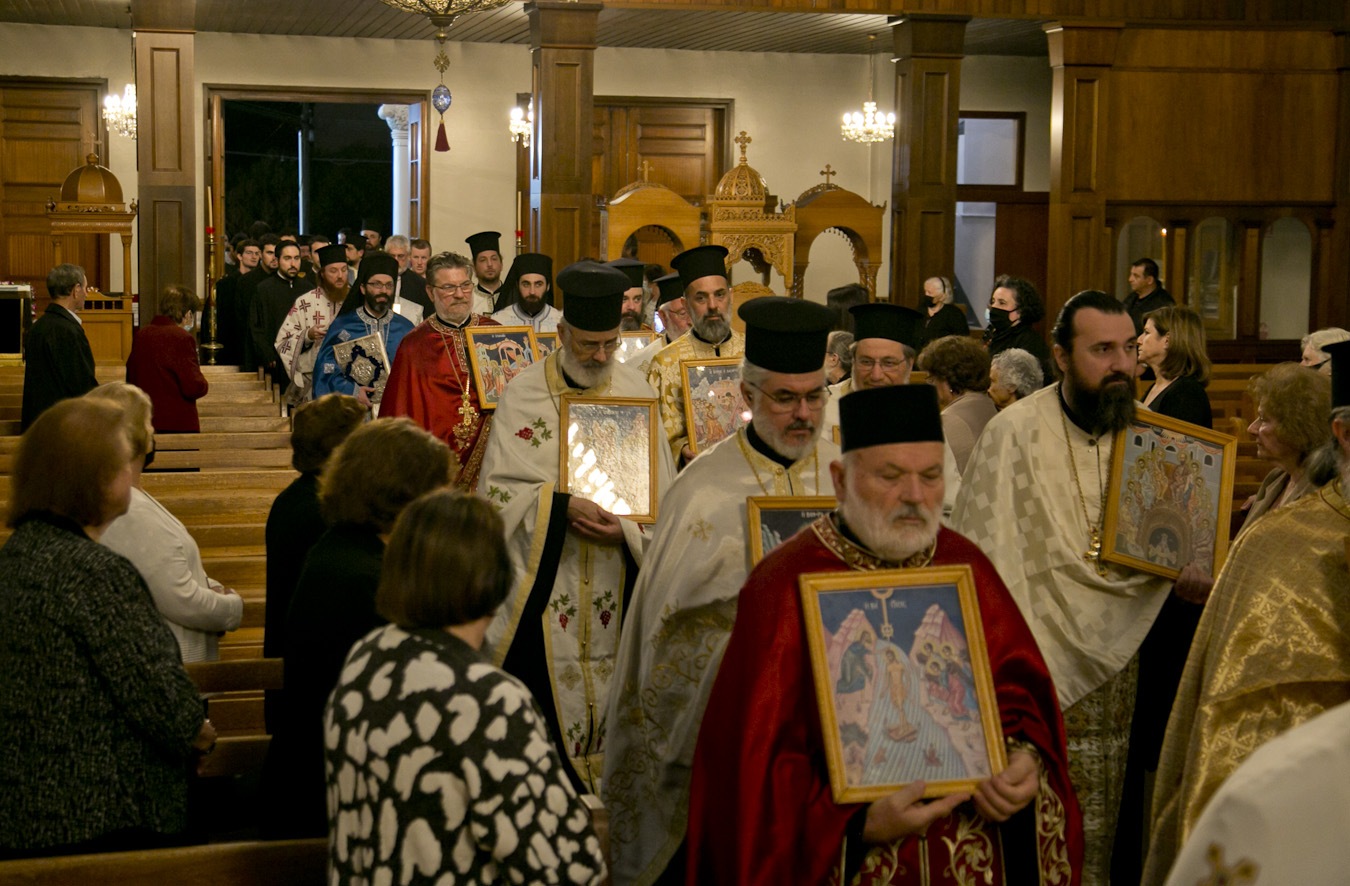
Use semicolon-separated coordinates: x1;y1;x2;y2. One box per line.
990;348;1044;398
385;234;410;252
1302;327;1350;360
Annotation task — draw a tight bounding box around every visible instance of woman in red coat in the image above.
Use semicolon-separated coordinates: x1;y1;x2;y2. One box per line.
126;285;209;432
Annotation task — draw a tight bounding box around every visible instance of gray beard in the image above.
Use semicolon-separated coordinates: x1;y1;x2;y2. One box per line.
693;313;730;342
559;346;615;390
750;410;821;463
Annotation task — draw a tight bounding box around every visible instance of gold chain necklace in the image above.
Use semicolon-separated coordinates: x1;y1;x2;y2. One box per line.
736;431;820;495
1060;401;1109;577
433;316;480;447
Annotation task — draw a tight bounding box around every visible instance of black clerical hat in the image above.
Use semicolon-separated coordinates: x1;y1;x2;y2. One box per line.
360;219;383;237
500;253;554;308
850;303;923;350
738;296;835;373
357;253;399;285
839;385;944;452
671;245;729;292
1326;339;1350;409
606;257;646;289
316;244;347;268
654;272;684;308
556;261;628;332
465;231;501;259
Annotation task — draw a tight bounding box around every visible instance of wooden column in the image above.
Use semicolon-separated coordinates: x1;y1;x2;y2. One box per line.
1325;30;1350;331
1044;21;1121;329
133;0;197;322
527;1;600;288
889;15;967;308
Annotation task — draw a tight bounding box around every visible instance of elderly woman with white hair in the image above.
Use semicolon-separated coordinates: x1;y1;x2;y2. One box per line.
90;383;243;663
1301;327;1350;374
987;347;1044;409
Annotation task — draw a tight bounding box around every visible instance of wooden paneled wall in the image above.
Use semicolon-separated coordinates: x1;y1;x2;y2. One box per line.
134;0;197;322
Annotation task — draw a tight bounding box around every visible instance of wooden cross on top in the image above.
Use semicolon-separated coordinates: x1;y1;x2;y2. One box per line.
735;130;752;163
820;164;836;185
639;159;654;182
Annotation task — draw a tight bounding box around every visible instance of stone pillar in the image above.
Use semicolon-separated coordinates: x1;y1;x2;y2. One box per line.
1044;21;1122;328
132;0;197;321
526;1;601;286
888;15;967;308
379;104;411;237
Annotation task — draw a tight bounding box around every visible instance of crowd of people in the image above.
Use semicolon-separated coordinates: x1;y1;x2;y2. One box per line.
3;233;1349;886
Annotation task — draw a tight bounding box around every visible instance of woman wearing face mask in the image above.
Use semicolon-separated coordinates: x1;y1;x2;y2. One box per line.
918;276;968;347
125;284;210;433
982;274;1051;384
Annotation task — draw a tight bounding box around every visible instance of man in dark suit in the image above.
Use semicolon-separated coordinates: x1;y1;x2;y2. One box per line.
236;233;281;372
21;264;99;430
251;241;310;390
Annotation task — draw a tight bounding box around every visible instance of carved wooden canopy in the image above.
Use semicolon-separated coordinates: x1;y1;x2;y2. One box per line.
789;164;886;300
709;132;797;287
604;160;702;261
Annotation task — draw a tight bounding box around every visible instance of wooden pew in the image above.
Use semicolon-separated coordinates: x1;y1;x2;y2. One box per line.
0;838;327;885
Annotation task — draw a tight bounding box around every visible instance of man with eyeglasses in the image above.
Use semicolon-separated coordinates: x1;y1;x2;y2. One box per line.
312;253;415;416
820;303;964;518
647;245;745;467
627;271;692;375
490;253;559;333
382;252;500;490
479;260;677;797
275;244;350;406
603;296;839;886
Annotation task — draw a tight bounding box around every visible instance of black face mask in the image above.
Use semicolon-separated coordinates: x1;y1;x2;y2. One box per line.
143;447;155;470
987;307;1013;332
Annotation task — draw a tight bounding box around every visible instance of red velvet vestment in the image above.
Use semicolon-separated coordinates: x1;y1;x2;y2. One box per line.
686;520;1083;886
380;314;499;490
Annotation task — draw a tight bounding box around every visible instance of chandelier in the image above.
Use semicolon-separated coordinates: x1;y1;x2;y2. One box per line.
104;84;137;139
378;0;515;151
509;100;533;146
842;35;895;144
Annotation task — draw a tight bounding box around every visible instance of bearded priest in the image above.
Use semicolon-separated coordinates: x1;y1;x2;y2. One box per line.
604;296;842;886
686;383;1082;886
951;290;1171;885
381;251;500;490
477;260;677;795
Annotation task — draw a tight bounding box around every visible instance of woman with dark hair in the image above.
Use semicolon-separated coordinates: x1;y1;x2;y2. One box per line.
1137;305;1212;428
325;490;607;884
261;418;453;838
126;284;209;433
262;393;367;731
982;274;1051;381
0;398;213;858
1114;304;1214;885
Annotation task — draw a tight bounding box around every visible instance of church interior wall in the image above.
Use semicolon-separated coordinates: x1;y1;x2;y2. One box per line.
0;24;140;294
957;55;1053;194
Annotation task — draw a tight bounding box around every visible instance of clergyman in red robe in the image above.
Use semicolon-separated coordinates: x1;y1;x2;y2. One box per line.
381;251;499;489
686;384;1083;886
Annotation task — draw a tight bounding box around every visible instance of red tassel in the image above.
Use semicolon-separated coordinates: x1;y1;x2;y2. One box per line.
435;120;450;152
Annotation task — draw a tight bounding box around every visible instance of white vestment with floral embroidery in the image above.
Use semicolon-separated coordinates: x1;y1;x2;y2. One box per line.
601;427;840;886
477;349;676;793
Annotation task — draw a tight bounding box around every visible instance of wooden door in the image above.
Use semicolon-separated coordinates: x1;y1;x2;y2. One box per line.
993;201;1049;298
0;82;106;301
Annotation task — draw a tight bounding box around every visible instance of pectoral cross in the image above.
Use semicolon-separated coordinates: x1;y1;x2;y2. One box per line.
1085;527;1108;576
454;399;479;446
820;164;836;185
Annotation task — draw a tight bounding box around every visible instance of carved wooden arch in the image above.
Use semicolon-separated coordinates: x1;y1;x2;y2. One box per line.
729;281;778;336
789;182;885;301
710;205;798;288
604;183;701;261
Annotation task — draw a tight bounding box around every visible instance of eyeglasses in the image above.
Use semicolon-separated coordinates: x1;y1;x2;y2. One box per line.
748;382;830;413
433;282;475;294
364;282;395;294
573;337;621;356
854;357;908;372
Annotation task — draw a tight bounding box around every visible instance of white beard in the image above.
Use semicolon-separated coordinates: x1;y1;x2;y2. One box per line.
839;475;940;563
559;346;615;390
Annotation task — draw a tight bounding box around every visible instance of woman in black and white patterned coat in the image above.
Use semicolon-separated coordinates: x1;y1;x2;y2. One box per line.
324;489;607;885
